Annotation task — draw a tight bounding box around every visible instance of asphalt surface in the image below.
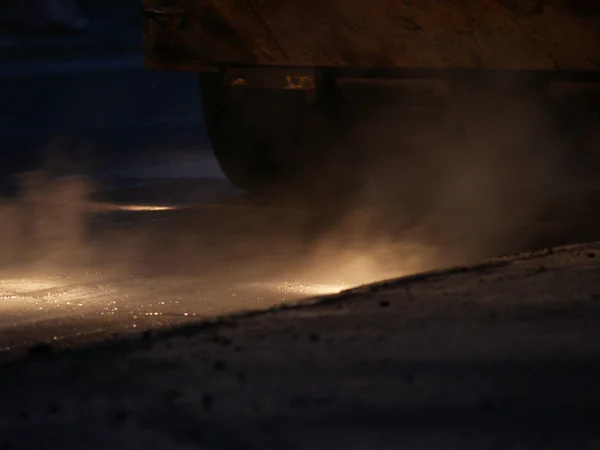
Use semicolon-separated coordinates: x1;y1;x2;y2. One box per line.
1;55;600;360
1;242;599;450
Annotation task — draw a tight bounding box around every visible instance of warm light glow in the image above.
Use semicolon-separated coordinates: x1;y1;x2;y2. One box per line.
0;277;66;292
114;204;176;212
86;202;177;212
300;283;348;295
0;277;69;311
247;280;349;297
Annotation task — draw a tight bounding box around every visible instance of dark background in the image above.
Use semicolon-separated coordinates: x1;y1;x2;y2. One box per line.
1;0;207;181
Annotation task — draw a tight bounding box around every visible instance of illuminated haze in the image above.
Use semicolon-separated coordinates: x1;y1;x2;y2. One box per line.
0;75;577;298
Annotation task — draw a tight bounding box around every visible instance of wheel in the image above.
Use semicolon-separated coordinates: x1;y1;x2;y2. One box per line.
199;73;364;198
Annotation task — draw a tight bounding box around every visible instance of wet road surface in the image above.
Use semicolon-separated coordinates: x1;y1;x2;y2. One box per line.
0;171;338;353
1;151;599;358
0;153;429;355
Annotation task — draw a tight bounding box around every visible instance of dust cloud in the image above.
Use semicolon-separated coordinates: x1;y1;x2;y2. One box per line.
0;76;583;299
337;76;572;256
280;74;581;288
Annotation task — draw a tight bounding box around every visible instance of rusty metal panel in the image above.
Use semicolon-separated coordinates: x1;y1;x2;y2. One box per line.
143;0;600;72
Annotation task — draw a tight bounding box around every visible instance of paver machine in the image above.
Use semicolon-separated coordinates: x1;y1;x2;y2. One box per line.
142;0;600;195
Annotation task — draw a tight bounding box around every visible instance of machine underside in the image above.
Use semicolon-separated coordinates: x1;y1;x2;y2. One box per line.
142;0;600;195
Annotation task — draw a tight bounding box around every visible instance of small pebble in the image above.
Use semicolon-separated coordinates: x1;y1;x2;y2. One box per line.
46;403;60;415
201;393;214;411
290;396;308;410
213;359;227;370
27;343;52;357
112;409;128;423
479;398;493;411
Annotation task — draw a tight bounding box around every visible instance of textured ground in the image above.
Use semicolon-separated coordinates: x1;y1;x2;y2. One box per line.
0;242;599;449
